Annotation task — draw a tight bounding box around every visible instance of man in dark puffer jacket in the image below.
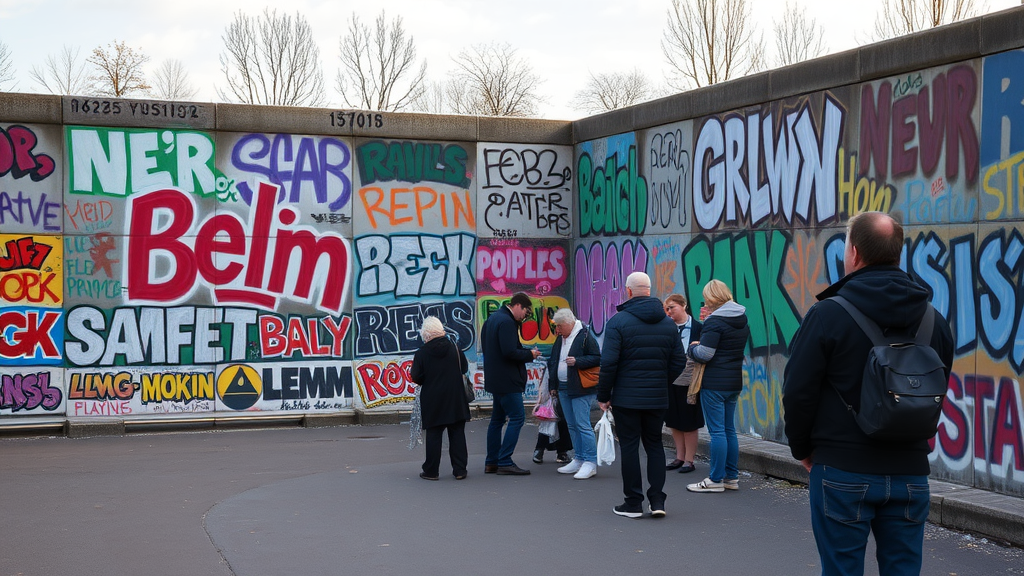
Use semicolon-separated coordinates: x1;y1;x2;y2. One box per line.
597;272;686;519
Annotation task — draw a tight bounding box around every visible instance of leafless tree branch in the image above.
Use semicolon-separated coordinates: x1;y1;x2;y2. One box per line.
152;59;198;100
336;10;427;111
447;42;542;117
871;0;978;41
30;45;90;95
0;41;17;91
219;8;326;107
774;2;827;67
662;0;766;90
570;69;657;115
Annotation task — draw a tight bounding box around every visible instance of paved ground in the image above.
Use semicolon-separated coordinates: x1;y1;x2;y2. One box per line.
2;419;1022;576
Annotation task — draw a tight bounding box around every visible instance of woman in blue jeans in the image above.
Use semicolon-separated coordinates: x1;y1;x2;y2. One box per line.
686;280;750;493
546;308;602;480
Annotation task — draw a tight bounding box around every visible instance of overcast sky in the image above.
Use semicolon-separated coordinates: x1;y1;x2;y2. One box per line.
0;0;1020;119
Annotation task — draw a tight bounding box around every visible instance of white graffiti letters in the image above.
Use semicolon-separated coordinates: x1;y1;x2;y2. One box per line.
355;233;476;297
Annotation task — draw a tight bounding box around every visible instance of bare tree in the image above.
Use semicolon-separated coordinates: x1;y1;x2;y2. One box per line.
219;8;326;107
662;0;766;90
570;69;657;114
30;45;90;94
872;0;978;40
0;41;16;90
774;2;827;67
151;59;198;100
337;10;427;111
447;43;542;117
409;79;451;114
88;40;151;97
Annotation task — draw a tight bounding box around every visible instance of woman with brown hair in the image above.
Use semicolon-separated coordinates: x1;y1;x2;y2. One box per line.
663;294;703;474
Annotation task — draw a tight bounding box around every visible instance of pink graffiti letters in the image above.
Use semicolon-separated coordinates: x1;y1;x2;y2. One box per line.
0;125;55;182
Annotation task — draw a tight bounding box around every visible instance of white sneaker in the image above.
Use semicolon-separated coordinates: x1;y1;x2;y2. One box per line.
574;461;597;479
558;459;583;474
687;477;725;493
724;478;739;491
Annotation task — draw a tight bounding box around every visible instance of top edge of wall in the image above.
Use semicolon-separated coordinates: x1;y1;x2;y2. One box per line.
0;92;62;124
573;5;1024;142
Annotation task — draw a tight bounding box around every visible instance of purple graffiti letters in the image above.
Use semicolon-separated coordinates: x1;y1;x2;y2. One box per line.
231;133;352;211
1;371;62;412
573;240;649;334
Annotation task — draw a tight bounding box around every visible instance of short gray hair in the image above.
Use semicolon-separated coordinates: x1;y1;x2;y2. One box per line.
552;308;576;326
626;271;651;295
419;316;446;342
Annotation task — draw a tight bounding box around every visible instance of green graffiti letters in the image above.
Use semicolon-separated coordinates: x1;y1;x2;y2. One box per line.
577;146;647;236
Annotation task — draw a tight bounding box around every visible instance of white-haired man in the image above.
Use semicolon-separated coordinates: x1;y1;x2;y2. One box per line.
597;272;686;518
547;308;602;479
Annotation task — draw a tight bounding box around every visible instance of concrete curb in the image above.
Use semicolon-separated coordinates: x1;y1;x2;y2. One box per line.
666;430;1024;547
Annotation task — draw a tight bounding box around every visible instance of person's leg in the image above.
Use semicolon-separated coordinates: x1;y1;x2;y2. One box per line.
700;390;727;482
486;393;508;467
560;394;584;462
809;464;876;576
682;430;699;464
641;409;668;507
447;421;469;478
496;392;524;467
422;425;444;478
570;394;598;463
612;406;643;508
872;475;930;576
670;428;686;461
723;390;740;480
553;409;573;454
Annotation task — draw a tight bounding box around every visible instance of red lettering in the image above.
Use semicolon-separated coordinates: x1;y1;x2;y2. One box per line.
322;316;351;356
937;373;969;460
195;214;246;283
859;82;892;179
356;363;386;402
307;318;330;355
259;316;287;356
965;375;996;460
946;65;979;184
127;189;198;301
286;317;312;356
0;310;59;358
990;377;1024;470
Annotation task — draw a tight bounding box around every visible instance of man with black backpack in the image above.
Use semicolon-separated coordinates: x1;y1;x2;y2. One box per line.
783;211;954;576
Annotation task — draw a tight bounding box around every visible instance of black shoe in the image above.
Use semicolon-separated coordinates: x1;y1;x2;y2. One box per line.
496;464;531;476
613;503;643;518
649;501;666;518
454;472;467;480
555;452;572;465
484;465;498;474
532;450;544;464
666;459;684;470
419;472;439;481
678;462;696;473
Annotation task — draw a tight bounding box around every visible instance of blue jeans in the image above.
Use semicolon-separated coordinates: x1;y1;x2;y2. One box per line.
701;389;739;483
809;464;930;576
560;392;597;463
486;392;525;467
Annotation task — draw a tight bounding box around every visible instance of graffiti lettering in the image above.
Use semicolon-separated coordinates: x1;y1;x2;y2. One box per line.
982;151;1024;219
859;65;979;183
126;183;351;313
694;98;843;229
230;133;352;211
355;359;414;408
355;233;475;298
64;198;114;233
0;191;60;232
477;244;566;294
358;186;474;229
478;295;568;347
481;147;569;190
573;240;649;333
934;373;1024;478
0;308;62;363
65;305;257;367
0;372;62;412
261;365;352;401
837;147;894;217
67;126;221;197
140;372;215;403
577;146;647;236
354;300;473;358
0;125;55;181
0;236;52;272
483;191;570;237
68;371;135;400
647;127;690;229
681;231;801;352
356;141;469;187
259;314;351;358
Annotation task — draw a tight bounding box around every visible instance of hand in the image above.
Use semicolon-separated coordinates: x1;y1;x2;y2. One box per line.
800;457;813;473
690;341;699;348
565;356;576;366
550;389;558;397
531;348;542;359
599;401;611;412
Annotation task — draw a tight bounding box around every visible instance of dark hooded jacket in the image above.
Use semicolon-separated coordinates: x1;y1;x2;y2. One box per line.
410;336;471;429
782;265;955;476
596;296;686;409
688;301;749;392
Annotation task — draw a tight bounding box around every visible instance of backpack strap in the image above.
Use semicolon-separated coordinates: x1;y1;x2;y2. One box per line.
830;296;936;347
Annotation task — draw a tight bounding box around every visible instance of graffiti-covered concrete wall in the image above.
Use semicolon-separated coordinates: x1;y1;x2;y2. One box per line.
1;8;1023;496
571;10;1024;496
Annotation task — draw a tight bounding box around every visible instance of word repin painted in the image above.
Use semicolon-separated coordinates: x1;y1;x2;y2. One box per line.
693;96;844;230
125;182;351;314
230;133;352;211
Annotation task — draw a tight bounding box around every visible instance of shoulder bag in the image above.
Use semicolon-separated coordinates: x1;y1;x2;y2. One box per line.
451;340;475;403
576;328;600;389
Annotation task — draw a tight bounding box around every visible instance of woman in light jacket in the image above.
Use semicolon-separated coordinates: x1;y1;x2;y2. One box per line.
686;280;750;493
410;316;471;481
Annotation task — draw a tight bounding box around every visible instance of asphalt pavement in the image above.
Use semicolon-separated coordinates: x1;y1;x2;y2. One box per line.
2;419;1022;576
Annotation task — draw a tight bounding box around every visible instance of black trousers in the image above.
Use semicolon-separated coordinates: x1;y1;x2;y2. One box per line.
535;396;572;453
423;421;468;477
612;406;667;508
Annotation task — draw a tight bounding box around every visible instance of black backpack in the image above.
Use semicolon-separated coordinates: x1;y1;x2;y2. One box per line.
828;296;948;442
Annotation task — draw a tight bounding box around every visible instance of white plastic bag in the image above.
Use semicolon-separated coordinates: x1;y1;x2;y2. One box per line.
595;410;616;466
538;419;559;442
